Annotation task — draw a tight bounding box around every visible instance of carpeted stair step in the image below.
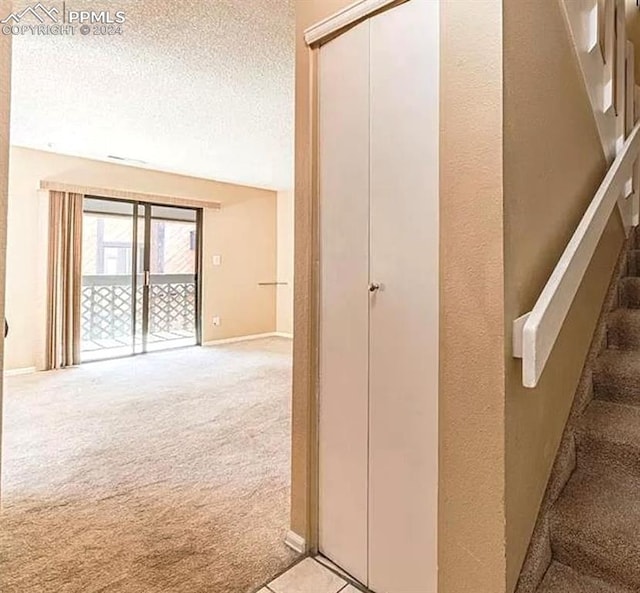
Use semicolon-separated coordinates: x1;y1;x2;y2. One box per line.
619;277;640;308
593;349;640;405
575;400;640;477
627;249;640;277
607;309;640;350
550;471;640;590
538;561;632;593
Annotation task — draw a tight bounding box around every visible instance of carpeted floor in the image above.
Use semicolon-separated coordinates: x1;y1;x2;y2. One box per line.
0;338;299;593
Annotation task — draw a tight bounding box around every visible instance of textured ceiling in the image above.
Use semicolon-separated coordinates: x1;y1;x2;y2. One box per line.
9;0;295;189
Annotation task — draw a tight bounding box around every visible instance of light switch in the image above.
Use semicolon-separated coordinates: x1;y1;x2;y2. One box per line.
213;255;222;266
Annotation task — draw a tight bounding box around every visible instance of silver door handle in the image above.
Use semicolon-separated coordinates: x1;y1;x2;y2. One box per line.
368;283;381;293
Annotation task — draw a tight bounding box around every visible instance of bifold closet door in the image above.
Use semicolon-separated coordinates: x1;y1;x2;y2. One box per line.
318;18;370;585
368;1;439;592
318;1;438;591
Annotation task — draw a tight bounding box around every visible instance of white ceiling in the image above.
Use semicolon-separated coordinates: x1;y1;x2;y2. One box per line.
10;0;295;190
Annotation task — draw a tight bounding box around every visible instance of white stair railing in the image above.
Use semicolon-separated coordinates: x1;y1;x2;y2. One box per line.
561;0;629;162
513;0;640;387
513;123;640;388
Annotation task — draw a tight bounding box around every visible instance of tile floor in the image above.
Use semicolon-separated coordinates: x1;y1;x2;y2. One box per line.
257;557;364;593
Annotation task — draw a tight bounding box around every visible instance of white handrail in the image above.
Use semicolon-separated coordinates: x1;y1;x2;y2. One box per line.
513;123;640;388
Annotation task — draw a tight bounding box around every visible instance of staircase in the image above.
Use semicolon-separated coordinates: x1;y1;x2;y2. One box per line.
537;230;640;592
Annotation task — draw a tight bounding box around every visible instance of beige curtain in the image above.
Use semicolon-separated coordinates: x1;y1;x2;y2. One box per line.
46;191;83;369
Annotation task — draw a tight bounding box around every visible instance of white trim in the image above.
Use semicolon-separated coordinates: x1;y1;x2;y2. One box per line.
304;0;399;46
4;366;37;377
633;158;640;228
273;332;293;339
627;42;636;136
514;122;640;388
284;530;307;554
559;0;617;162
202;333;280;347
586;3;598;54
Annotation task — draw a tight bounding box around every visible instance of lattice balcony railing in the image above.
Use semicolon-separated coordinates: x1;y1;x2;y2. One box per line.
81;274;196;342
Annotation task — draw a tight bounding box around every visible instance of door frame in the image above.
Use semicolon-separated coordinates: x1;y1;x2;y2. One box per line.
0;32;11;495
82;194;203;361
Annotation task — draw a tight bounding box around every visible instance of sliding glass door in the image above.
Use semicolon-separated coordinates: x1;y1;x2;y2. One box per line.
146;205;199;352
81;199;137;360
81;197;201;362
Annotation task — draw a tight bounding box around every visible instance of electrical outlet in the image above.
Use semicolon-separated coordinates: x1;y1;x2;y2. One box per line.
213;316;221;327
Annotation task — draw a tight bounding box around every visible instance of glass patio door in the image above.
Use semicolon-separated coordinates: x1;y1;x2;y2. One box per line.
144;205;199;352
81;198;138;361
81;198;201;362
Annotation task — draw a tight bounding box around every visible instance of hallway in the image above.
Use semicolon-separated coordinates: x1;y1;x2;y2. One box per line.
0;338;298;593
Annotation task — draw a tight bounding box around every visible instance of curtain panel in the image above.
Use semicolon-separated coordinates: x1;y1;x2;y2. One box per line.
46;191;83;369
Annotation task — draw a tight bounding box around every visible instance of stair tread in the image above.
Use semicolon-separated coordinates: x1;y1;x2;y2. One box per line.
595;348;640;376
607;308;640;328
619;278;640;308
620;276;640;285
576;400;640;477
551;470;640;588
627;250;640;277
608;307;640;319
579;400;640;446
607;309;640;350
593;349;640;405
596;347;640;366
538;561;631;593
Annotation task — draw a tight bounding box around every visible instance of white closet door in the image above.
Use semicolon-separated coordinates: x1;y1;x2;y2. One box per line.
368;1;439;592
318;19;370;584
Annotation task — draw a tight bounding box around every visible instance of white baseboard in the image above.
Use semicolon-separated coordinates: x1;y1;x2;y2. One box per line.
273;332;293;339
202;332;279;347
4;366;37;377
285;530;307;554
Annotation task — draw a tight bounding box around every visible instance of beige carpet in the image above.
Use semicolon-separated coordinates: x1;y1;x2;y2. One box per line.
0;338;299;593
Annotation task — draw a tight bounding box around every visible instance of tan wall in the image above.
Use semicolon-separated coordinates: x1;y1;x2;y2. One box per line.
202;185;277;343
276;189;294;335
503;1;625;591
439;2;506;592
5;147;277;370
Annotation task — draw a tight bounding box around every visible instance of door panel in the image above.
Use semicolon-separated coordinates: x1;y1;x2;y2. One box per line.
81;198;136;361
318;1;439;590
368;1;439;592
146;206;198;351
134;204;146;354
318;19;371;584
